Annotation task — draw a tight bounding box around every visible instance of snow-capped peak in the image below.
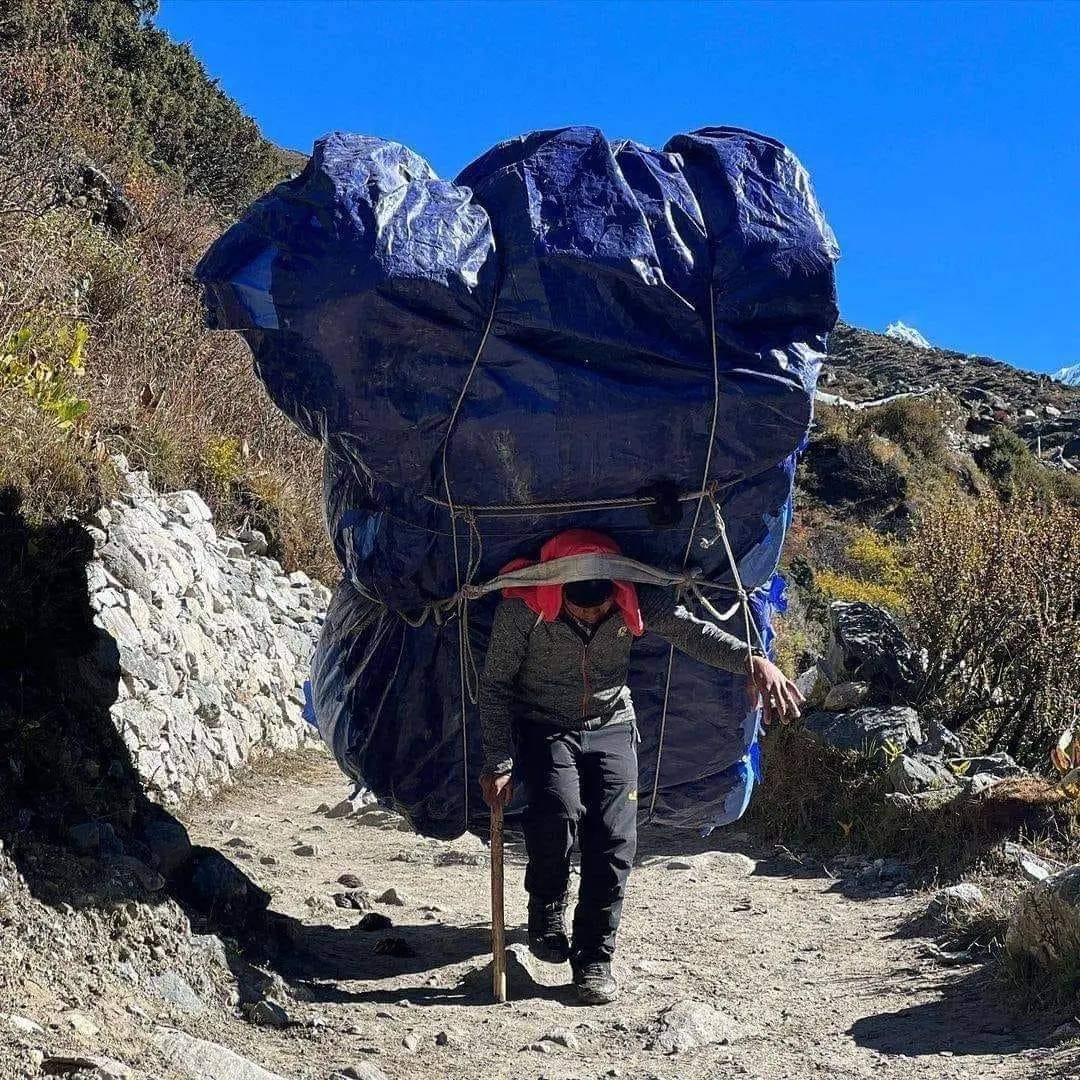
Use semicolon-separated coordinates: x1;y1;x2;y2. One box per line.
885;321;932;349
1051;363;1080;386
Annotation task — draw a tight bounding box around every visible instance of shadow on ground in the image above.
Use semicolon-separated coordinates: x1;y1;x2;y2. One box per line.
0;487;284;980
849;966;1052;1058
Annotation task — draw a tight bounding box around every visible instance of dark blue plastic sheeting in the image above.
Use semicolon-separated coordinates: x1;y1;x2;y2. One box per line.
196;126;839;839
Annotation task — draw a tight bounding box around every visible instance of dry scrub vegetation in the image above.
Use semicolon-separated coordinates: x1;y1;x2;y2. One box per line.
0;0;335;579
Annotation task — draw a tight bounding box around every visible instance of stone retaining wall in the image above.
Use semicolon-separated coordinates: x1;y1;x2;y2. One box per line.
82;459;329;805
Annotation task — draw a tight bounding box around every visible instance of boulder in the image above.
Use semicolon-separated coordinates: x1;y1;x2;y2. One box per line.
1007;866;1080;974
821;602;925;704
919;716;965;756
140;815;193;876
155;1031;286;1080
802;706;923;755
888;754;960;796
927;883;987;922
1002;841;1055;884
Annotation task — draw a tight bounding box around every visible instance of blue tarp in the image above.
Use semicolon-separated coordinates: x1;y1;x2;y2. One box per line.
196;126;839;839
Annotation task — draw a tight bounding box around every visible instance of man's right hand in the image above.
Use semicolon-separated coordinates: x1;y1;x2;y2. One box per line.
480;771;513;809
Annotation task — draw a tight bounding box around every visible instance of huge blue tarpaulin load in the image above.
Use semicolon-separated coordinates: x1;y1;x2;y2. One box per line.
195;126;839;839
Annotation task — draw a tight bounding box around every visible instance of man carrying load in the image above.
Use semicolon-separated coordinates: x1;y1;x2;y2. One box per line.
478;529;802;1005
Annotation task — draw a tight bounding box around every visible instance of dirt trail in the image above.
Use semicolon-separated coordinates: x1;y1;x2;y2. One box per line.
164;753;1067;1080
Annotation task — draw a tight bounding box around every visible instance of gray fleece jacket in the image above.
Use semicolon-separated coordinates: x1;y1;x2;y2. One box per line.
478;584;754;774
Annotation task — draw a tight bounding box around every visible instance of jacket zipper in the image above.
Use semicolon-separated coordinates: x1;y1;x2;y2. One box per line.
580;640;590;717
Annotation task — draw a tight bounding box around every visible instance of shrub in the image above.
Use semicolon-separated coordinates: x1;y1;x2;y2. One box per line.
863;395;951;464
814;570;907;611
905;489;1080;766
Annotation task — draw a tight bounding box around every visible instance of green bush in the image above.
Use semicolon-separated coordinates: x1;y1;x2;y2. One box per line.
3;0;285;215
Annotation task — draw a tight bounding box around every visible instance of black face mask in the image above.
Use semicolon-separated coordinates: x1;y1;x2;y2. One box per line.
564;578;614;607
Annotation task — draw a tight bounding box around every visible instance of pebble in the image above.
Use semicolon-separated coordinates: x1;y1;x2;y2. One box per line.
294;843;319;857
4;1014;44;1035
64;1010;101;1037
244;999;291;1028
540;1027;581;1050
402;1033;420;1052
377;887;406;906
338;873;364;888
338;1064;389;1080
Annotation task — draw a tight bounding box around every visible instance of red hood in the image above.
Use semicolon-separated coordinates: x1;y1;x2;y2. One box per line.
499;528;644;636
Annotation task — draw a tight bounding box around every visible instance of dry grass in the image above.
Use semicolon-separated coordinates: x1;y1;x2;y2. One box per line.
0;44;335;581
747;727;1080;880
906;490;1080;766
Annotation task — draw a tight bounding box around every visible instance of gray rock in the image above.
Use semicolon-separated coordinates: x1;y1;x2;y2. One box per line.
821;601;925;703
188;849;270;930
338;873;364;888
888;754;960;795
928;884;987;921
823;681;870;711
949;752;1024;780
107;855;165;892
650;999;741;1054
82;461;323;806
334;890;370;910
1007;865;1080;974
337;1066;388;1080
539;1027;580;1050
243;999;290;1029
463;942;548;997
357;912;393;932
63;1011;100;1037
795;665;829;709
155;1030;287;1080
802;706;923;755
378;887;406;906
293;843;319;858
1003;841;1054;884
151;971;204;1014
4;1014;44;1035
919;716;965;756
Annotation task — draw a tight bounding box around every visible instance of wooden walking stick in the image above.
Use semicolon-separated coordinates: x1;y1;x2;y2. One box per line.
490;801;508;1002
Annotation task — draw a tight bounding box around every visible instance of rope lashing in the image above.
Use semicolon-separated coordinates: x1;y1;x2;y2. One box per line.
650;282;732;819
438;292;500;830
421;485;727;518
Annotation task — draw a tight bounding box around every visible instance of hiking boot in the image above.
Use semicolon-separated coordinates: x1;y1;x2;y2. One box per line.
527;899;570;964
572;960;618;1005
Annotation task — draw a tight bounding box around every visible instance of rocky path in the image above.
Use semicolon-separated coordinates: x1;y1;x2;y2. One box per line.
159;753;1064;1080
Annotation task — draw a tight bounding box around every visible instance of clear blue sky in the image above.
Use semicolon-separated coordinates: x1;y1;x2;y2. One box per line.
158;0;1078;373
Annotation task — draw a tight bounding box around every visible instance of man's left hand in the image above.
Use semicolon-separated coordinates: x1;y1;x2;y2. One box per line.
748;656;804;726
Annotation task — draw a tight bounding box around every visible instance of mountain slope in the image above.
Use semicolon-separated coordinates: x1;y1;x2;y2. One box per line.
826;322;1080;467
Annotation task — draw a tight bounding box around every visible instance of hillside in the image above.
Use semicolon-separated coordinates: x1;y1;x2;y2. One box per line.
827;323;1080;469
